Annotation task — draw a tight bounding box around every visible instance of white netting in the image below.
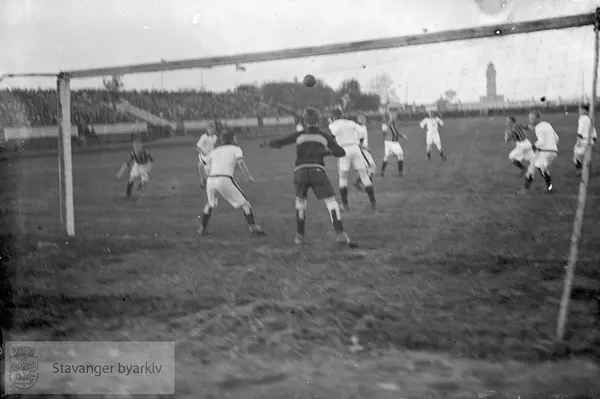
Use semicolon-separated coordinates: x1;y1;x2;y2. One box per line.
310;26;595;111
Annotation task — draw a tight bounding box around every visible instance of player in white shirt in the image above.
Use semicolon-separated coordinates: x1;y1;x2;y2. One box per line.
573;104;597;176
198;130;265;236
419;111;446;161
196;121;219;188
520;110;559;193
329;108;376;211
351;115;377;190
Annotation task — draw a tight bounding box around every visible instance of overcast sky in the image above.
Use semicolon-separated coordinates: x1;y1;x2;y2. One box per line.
1;0;598;102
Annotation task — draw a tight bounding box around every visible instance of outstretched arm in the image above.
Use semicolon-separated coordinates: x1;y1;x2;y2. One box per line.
116;154;132;178
116;163;128;178
325;133;346;158
261;132;298;149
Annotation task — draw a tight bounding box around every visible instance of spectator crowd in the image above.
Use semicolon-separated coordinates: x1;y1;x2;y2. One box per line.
0;79;382;129
0;88;286;128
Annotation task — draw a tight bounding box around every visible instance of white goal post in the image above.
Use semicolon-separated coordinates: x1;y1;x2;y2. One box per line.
556;10;600;342
3;9;598;342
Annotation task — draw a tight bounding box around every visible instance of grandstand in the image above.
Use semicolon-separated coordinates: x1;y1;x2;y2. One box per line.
0;79;592;151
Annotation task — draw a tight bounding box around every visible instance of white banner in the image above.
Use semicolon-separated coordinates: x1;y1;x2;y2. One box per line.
3;126;78;140
4;341;175;395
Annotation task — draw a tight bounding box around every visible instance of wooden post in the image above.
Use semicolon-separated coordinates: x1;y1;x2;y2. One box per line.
556;8;600;341
57;74;75;236
62;13;594;79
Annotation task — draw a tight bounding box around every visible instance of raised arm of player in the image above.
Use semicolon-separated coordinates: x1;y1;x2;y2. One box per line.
436;117;444;127
519;124;530;131
261;132;299;149
419;119;427;129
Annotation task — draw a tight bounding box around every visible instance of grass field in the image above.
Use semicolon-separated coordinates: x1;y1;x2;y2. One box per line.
2;113;600;398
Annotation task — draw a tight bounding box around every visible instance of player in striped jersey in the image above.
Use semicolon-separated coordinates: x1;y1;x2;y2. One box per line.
380;114;407;178
504;116;534;176
116;139;154;198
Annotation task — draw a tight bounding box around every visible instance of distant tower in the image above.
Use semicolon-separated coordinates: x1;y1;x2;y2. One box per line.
486;62;497;99
480;62;504;103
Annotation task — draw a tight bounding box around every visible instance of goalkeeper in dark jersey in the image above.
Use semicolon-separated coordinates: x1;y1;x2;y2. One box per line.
261;107;353;246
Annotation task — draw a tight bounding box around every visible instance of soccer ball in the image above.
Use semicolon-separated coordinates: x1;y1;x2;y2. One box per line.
303;74;317;88
473;0;514;16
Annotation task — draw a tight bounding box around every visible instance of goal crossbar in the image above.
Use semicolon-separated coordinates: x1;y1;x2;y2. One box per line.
62;13;595;79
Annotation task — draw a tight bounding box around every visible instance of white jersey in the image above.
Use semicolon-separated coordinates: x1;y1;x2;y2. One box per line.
329;119;366;147
196;133;218;157
420;117;444;133
205;144;243;177
534;121;559;152
577;114;597;142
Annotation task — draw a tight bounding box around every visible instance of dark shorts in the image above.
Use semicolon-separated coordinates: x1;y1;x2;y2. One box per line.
294;167;335;200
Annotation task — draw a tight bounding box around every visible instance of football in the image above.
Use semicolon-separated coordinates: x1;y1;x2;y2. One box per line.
303;74;316;88
473;0;514;17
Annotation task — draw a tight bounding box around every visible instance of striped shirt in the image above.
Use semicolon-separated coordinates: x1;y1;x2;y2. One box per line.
128;149;153;165
382;122;402;142
506;124;528;143
265;126;346;171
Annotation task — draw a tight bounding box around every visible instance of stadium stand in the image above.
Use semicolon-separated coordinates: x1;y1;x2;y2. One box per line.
0;88;288;128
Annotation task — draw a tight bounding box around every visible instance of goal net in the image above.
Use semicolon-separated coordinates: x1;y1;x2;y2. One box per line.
310;25;596;117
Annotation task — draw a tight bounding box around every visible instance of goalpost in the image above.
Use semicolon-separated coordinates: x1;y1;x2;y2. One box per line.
2;9;598;342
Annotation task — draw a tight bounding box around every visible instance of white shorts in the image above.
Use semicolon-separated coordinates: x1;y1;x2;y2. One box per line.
360;148;377;174
338;144;367;172
206;176;248;209
509;140;534;163
383;141;403;160
573;138;588;162
130;163;150;183
426;132;442;148
532;151;558;170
